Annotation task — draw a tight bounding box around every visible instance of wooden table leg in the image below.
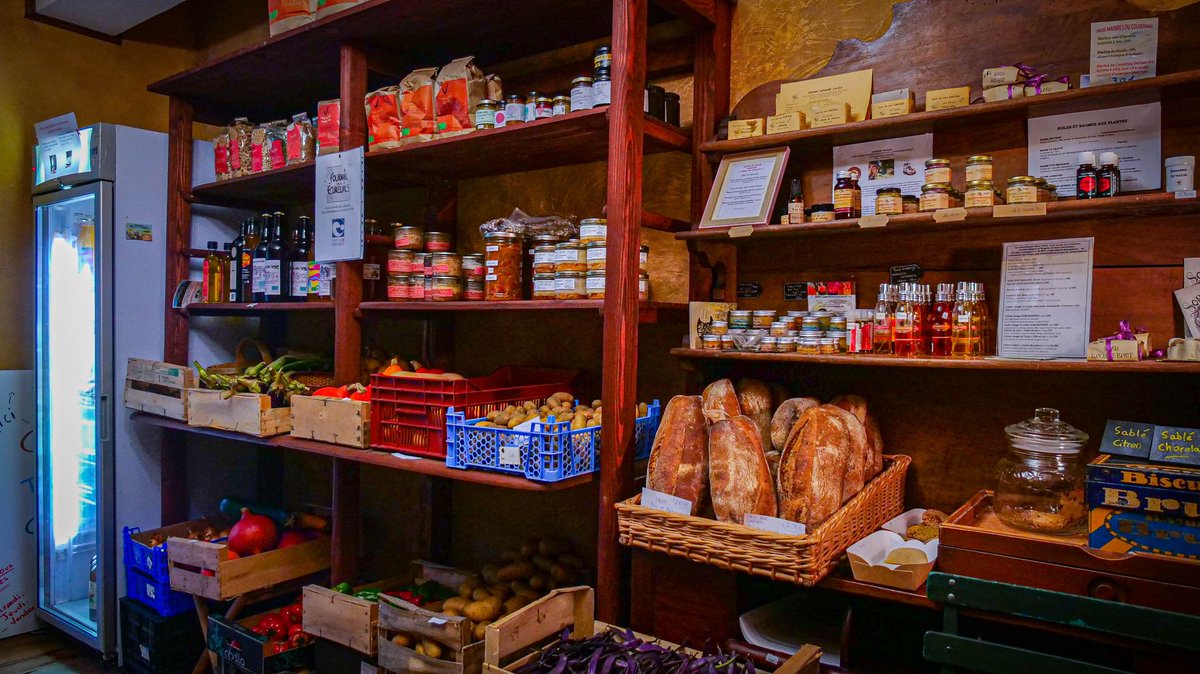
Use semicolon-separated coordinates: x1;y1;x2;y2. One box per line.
191;596;212;674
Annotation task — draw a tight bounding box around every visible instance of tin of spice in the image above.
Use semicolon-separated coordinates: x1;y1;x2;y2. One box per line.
924;159;952;184
475;99;499;129
552;95;570;117
580;218;607;244
532;273;557;299
533;245;557;274
387;249;416;274
554;241;586;272
585;241;607;270
504;94;526;125
424;231;452;252
386;274;410;301
464;277;485;301
710;320;729;335
484;231;522;301
752;310;777;329
728;310;752;330
639;272;651;302
1007;176;1039;204
555;271;586;300
593;46;612;71
920;183;953;212
570;77;594;111
394;225;424;251
965;180;1001;207
462;254;485;278
429;275;463;301
965;155;993;182
585;270;606;299
702;334;721;351
760;337;779;353
719;334;734;351
639;245;650;274
809;203;836;222
427;252;461;276
875;187;903;215
901;195;920;213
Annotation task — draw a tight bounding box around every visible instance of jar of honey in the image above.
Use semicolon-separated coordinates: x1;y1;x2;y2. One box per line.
580;218;607;244
532;273;557;299
585;241;606;271
475;99;499;129
965;180;1002;207
920;183;953;212
555;271;586;300
924;158;952;184
875;187;903;215
965;155;993;182
484;231;522;301
1007;176;1039;204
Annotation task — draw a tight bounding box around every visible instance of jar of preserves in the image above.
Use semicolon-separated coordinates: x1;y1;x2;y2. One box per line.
639;245;650;274
407;273;425;301
1034;177;1051;203
475;99;499;129
786;311;806;329
752;310;777;329
798;337;820;355
570;77;594;111
532;273;557;299
424;231;453;252
429;275;463;301
800;316;821;332
965;180;1001;207
386;274;410;301
819;338;838;355
418;253;433;276
464;276;484;301
552;95;570;117
388;249;416;275
484;231;522;301
778;336;798;352
462;254;485;278
592;69;612;106
875;187;903;215
769;321;790;337
555;271;586;300
585;241;606;271
728;310;752;330
965;155;993;182
524;92;541;121
920;183;953;212
810;204;836;222
534;96;554;120
827;330;848;352
760;337;779;353
533;245;557;274
1007;176;1039;204
719;334;735;351
833;170;861;219
994;408;1089;535
428;252;462;277
702;334;721;351
580;218;607;244
594;45;612;71
504;94;526;125
639;272;651;302
585;270;606;299
710;320;729;335
924;158;952;184
555;240;586;272
902;195;920;213
394;225;424;250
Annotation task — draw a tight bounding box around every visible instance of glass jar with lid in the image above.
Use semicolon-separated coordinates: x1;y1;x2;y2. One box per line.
554;240;586;272
901;195;920;213
555;271;586;300
752;310;777;329
810;204;836;222
964;180;1002;207
1034;177;1051;203
639;272;651;302
777;336;798;352
484;231;523;301
728;310;752;330
1007;176;1039;204
427;252;461;277
585;241;606;271
769;321;790;337
532;245;557;274
719;334;734;351
994;408;1089;535
475;99;499;129
819;338;838;355
462;254;485;278
924;158;952;184
532;273;557;299
920;183;953;212
425;231;453;252
709;320;729;335
639;245;650;274
388;249;416;275
585;270;606;299
570;77;594;111
504;94;526;125
552;96;571;117
965;155;993;182
464;276;484;301
580;218;607;244
429;275;463;301
760;337;779;353
875;187;903;215
394;224;424;251
702;334;721;350
798;337;820;355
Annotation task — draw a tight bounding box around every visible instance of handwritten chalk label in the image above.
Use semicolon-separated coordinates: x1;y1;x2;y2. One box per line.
994;203;1047;218
783;283;807;301
1176;190;1197;200
1150;425;1200;467
737;281;762;299
499;445;521;468
858;214;889;229
1098;420;1154;459
728;225;755;238
933;207;968;223
641;488;693;515
743;514;807;536
890;263;923;284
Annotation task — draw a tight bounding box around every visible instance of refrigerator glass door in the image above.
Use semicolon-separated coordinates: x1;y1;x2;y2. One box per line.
34;181;113;652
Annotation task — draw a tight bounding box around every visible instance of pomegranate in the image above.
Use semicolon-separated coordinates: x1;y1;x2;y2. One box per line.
227;507;278;556
276;529;307;549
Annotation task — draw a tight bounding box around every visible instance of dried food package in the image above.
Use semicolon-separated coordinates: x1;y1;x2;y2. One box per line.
398;68;438;143
315;0;362;19
286;113;315;165
250;121;287;173
479;208;579;239
229;117;253;178
435;56;485;137
485;74;503;102
267;0;314;36
213;127;233;181
365;86;403;150
316;99;340;155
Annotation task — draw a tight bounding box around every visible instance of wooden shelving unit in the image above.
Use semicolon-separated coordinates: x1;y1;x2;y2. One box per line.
670;348;1200;373
180;301;334;316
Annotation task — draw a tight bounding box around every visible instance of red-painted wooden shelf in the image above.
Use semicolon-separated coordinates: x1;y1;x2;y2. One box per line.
359;299;687;322
180;302;334;317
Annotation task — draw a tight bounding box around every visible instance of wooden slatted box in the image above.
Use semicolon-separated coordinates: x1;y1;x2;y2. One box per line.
124;358;194;420
187;389;291;437
290;395;371;448
166;534;330;601
376;563;483;674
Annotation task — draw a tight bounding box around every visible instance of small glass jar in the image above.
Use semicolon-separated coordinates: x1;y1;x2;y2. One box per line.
585;270;606;299
387;249;416;275
809;204;836;222
386;274;410;301
1034;177;1051;203
924;158;952;184
533;96;554;119
1047;184;1060;201
428;252;461;276
555;240;586;272
464;276;485;301
585;241;607;271
462;254;485;278
965;180;1001;207
702;334;721;351
429;275;463;301
533;245;557;274
769;321;790;337
475;99;499;129
819;338;838;355
827;330;848;352
786;311;806;329
594;45;612;70
719;334;735;351
639;245;650;274
798;337;820;355
728;310;752;330
833;170;861;219
570;77;594;111
812;311;833;331
504;94;526;125
760;337;779;353
592;70;612;106
552;95;571;117
752;310;777;329
920;183;953;212
406;273;425;300
1007;176;1039;204
524;92;541;122
424;231;453;252
710;320;729;335
555;271;586;300
901;195;920;213
875;187;903;215
639;272;651;302
394;225;424;251
965;155;993;182
532;272;557;299
994;408;1089;535
580;218;607;244
778;336;799;352
800;316;821;332
484;231;523;301
418;253;433;276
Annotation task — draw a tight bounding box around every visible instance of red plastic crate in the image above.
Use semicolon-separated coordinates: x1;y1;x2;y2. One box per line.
369;366;577;458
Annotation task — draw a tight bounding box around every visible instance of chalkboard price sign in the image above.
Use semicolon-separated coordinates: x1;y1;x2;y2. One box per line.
737;281;762;298
783;283;807;301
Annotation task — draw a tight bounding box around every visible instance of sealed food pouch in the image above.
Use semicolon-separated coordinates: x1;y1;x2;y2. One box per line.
268;0;314;36
317;99;340;155
213;128;232;180
315;0;362;19
365;86;403;150
286;113;315;165
398;68;438;143
435;56;485;137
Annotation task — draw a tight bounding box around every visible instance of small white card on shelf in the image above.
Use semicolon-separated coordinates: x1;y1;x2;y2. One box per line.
858;214;889;228
743;513;807;536
933;207;967;223
994;202;1047;217
641;488;693;515
1176;190;1197;200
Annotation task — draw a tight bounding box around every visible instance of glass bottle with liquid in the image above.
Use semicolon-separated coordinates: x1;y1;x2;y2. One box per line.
240;217;262;302
951;282;979;358
892;284;918;357
251;212;274;303
971;282;990;356
202;241;225;303
229;220;247;302
224;243;237;302
787;178;805;224
265;212;291;302
929;282;954;356
872;283;895;354
1097;152;1121;197
289;216;311;300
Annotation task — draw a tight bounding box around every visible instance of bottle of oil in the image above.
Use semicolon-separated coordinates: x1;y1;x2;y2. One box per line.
872;283;894;355
951;282;980;358
239;217;261;302
223;243;237;302
929;282;954;356
971;282;990;356
202;241;224;303
892;284;917;357
265;211;291;302
289;216;311;300
251;212;273;303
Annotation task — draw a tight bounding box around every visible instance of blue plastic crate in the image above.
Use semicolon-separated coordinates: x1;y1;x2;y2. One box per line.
446;400;661;482
126;566;194;617
124;526;171;584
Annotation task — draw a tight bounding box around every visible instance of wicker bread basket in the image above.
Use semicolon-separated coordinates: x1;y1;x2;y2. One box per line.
616;454;911;585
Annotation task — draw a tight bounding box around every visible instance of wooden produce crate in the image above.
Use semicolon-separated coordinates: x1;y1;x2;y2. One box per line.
290;394;370;448
376;563;483;674
209;609;315;674
302;575;408;655
124;358;194;420
167;534;330;601
187;389;291;437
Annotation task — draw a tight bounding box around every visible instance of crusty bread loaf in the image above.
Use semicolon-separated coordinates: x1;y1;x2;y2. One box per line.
830;394;883;480
646;395;709;515
821;405;869;504
708;416;777;524
735;378;774;451
770;397;821;452
777;406;849;528
701;379;741;424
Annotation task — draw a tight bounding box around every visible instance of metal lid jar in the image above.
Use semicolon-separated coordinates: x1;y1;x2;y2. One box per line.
965;180;1001;208
532;245;557;274
585;270;606;299
554;271;586;300
424;231;453;252
394;225;424;251
924;158;952;184
532;272;557;299
462;254;485;278
728;310;752;330
965;155;993;182
752;310;777;329
570;77;594;111
474;99;499;130
552;95;571;117
585;241;607;271
994;408;1089;535
875;187;903;215
580;218;607;244
554;240;586;272
920;183;953;212
504;94;526;125
1007;176;1039;204
639;245;650;274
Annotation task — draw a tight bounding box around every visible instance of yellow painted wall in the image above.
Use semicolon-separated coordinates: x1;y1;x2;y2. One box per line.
0;7;197;370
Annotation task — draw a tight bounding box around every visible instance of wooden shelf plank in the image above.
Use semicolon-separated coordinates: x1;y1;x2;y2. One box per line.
676;192;1200;241
129;411;593;492
670;348;1200;374
700;70;1200;156
818;573;938;610
360;300;687;322
181;302;334;316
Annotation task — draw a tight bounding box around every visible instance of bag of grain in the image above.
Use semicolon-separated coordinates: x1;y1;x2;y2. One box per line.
398;68;438;143
435;57;485;137
229;118;253;178
286;113;315;165
268;0;314;36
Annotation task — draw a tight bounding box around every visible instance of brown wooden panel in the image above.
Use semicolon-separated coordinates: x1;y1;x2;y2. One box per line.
629;549;739;644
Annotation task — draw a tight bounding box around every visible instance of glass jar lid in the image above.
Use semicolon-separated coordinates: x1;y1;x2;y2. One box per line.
925;158;951;167
876;187;902;195
1005;408;1089;455
966;155;993;163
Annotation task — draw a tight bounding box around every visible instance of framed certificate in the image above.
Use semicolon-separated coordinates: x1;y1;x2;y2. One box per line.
699;147;791;229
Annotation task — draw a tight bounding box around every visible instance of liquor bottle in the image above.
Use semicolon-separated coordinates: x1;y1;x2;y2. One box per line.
1075;151;1097;199
971;282;990;356
289;216;311;300
265;211;291;302
929;283;954;357
251;212;273;303
1097;152;1121;197
224;243;237;302
229;221;246;302
892;284;917;357
872;283;894;355
240;217;262;302
787;178;805;224
202;241;224;303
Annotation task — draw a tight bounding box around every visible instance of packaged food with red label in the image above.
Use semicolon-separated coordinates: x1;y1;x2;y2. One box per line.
229;118;253;177
435;56;485;137
365;86;403;150
316;99;340;155
213;128;232;180
398;68;438;143
267;0;313;36
315;0;362;19
285;113;315;165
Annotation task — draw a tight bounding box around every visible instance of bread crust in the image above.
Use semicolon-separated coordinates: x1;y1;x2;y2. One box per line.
735;378;774;451
646;395;709;515
770;397;821;452
708;415;777;524
821;405;869;504
777;406;849;528
701;379;741;424
830;394;883;480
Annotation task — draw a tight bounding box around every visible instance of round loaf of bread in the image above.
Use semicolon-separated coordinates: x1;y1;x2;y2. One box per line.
777;406;850;528
770;397;821;452
821;404;870;504
701;379;741;424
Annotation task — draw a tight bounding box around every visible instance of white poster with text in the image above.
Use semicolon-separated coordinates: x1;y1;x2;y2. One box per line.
833;134;932;216
0;371;38;638
998;238;1094;360
314;146;365;263
1027;103;1160;193
1090;18;1158;85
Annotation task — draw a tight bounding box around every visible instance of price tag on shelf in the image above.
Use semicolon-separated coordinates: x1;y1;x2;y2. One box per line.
428;616;448;626
994;202;1047;218
727;225;755;238
858;214;889;228
743;514;807;536
1175;190;1197;200
933;207;967;223
641;488;693;515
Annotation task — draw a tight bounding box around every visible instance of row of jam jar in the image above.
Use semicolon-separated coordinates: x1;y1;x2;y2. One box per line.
385;251;482;302
703;309;871;353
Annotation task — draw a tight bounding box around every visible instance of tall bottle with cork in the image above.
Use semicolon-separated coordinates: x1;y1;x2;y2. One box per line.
265;211;292;302
251;212;273;303
289;216;311;301
202;241;224;303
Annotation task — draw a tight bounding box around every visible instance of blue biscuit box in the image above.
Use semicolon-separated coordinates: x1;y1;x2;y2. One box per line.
1086;454;1200;520
1088;507;1200;560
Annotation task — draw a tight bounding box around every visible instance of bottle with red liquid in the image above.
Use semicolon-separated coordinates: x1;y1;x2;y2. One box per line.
892;284;918;357
914;284;931;356
872;283;895;354
929;282;954;356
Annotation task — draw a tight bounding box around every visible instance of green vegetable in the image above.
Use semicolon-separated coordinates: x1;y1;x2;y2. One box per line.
332;582;353;595
354;590;381;601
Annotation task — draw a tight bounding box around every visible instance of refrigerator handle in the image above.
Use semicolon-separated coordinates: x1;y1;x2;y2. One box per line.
99;394;112;443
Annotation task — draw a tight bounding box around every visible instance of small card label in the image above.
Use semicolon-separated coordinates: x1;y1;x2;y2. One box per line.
499;445;521;467
1098;420;1154;459
1175;190;1197;200
858;214;889;228
743;513;807;536
784;283;807;301
1150;425;1200;466
728;225;755;238
890;263;924;283
641;488;693;515
428;616;448;625
933;207;968;222
737;281;762;298
994;202;1047;218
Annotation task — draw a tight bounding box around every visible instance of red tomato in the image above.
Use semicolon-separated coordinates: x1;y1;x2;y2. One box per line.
281;603;304;626
267;640;290;655
289;628;311;648
256;614;288;639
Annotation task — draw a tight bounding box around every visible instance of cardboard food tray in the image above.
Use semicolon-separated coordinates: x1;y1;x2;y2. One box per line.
846;509;938;591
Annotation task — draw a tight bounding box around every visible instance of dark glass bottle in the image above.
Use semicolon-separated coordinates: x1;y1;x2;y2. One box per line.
289;216;311;300
240;217;261;302
265;212;291;302
229;219;247;302
833;170;860;219
251;212;273;303
1097;152;1121;197
224;243;237;303
1075;151;1097;199
787;178;805;224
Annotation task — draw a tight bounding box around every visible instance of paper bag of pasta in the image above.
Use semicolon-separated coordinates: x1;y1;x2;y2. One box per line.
435;56;486;137
398;68;438;143
365;86;403;150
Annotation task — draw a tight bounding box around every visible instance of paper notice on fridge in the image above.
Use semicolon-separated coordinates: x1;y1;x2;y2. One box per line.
34;113;77;144
1089;18;1158;85
313;146;365;262
997;238;1094;360
0;371;38;638
833;134;932;216
1027;103;1161;193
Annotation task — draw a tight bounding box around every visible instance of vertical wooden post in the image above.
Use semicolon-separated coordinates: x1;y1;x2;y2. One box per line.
689;1;731;225
331;42;368;585
162;96;193;524
598;0;648;624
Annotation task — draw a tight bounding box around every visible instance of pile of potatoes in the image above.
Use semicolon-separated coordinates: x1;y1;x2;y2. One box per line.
388;537;586;658
474;393;650;431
